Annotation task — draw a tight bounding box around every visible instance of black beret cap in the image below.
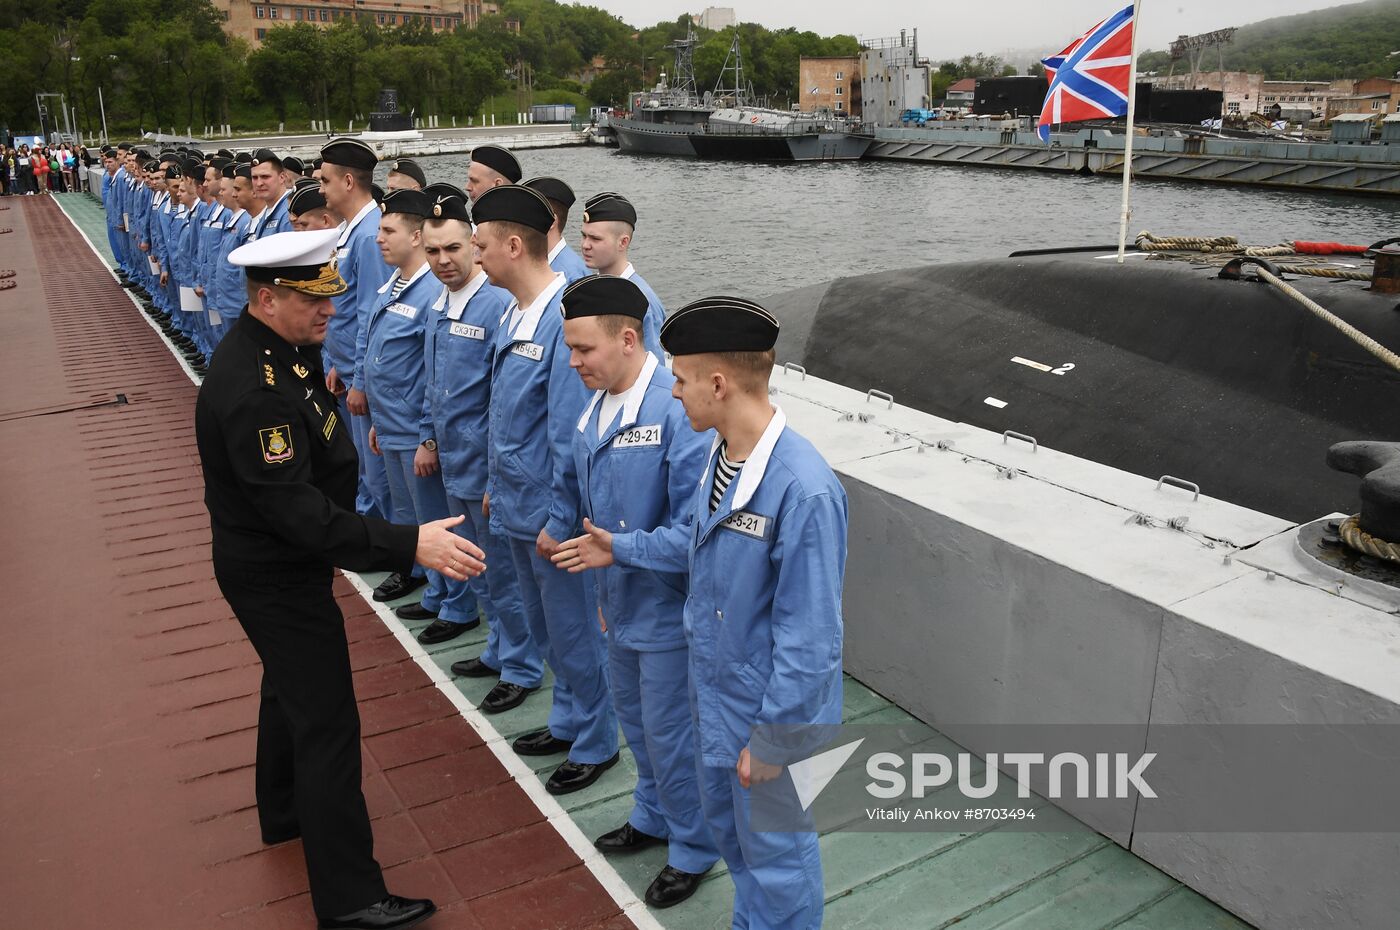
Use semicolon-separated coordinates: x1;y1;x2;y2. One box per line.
252;148;282;168
470;185;554;234
562;275;648;322
423;181;466;201
428;194;471;223
582;191;636;226
380;188;432;218
217;148;234;159
388;158;427;187
289;185;328;215
470;144;521;183
320;137;377;172
282;155;305;174
522;176;575;208
660;296;779;356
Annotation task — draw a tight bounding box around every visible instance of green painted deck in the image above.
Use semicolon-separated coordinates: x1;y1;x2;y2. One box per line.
54;190;1253;930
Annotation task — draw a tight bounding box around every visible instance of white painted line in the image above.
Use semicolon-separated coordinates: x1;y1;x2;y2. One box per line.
984;397;1009;409
1010;356;1053;373
61;195;658;929
1094;252;1150;260
340;571;661;930
50;196;204;387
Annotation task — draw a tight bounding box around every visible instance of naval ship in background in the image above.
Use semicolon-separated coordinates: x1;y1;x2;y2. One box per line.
611;27;872;162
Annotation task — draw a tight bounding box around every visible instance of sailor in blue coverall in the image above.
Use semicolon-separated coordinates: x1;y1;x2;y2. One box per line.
100;151;128;275
472;184;619;796
363;189;475;636
211;163;259;340
250;148;293;239
552;275;720;910
194;163;229;347
318;138;395;537
419;191;545;712
578;191;665;357
559;296;848;930
522;177;591;283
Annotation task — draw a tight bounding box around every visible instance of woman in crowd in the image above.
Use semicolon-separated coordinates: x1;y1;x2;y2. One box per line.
16;145;36;194
32;147;51;193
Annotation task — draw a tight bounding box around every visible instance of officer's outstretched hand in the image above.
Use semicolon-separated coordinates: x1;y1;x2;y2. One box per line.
551;518;614;573
416;515;485;581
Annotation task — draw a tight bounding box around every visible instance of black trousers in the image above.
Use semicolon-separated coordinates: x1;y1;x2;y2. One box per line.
213;561;387;918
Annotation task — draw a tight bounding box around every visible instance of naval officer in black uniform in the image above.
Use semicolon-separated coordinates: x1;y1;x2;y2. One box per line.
195;228;484;930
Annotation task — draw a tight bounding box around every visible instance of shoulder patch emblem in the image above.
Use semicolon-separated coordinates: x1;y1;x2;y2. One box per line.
262;363;276;386
292;363;310;379
259;425;295;464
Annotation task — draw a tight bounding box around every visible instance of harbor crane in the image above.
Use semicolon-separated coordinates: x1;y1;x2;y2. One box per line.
1168;28;1237;87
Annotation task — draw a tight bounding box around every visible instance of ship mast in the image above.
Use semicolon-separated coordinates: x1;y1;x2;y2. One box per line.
711;28;752;106
666;24;700;102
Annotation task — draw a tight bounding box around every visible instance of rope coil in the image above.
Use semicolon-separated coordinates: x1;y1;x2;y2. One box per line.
1339;515;1400;565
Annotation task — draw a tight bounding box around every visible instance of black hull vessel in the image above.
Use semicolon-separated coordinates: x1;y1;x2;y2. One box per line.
769;244;1400;522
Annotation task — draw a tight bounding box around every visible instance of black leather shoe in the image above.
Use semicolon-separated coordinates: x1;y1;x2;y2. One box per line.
512;727;574;757
594;822;665;853
395;602;438;622
317;895;436;929
645;865;710;909
545;752;620;795
373;572;427;601
480;681;535;714
416;618;478;645
449;656;499;678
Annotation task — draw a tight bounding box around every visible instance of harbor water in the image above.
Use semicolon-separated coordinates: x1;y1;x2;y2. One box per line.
411;146;1398;309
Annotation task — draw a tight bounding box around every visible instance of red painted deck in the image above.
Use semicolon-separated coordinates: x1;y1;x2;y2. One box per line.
0;196;628;929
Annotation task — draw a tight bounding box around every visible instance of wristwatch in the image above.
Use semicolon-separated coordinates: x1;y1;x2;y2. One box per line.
421;439;437;452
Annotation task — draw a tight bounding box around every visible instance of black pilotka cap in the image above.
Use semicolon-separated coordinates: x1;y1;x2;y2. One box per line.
289;185;328;215
292;176;320;191
164;165;183;180
470;185;554;233
217;148;234;159
470;144;521;183
182;157;203;176
561;275;647;321
428;194;471;223
423;181;466;201
282;155;305;174
380;188;432;217
522;176;575;208
210;156;233;171
235;151;253;164
661;296;780;356
232;163;253;180
388;158;426;187
320;137;377;172
370;183;385;202
252;148;282;168
187;148;205;161
581;191;636;226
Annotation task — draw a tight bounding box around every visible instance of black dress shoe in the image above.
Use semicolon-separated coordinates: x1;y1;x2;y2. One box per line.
645;864;709;909
449;655;499;678
373;572;427;601
545;752;620;795
395;602;438;622
594;822;665;853
512;727;574;757
480;681;535;714
317;895;436;929
261;825;301;845
416;618;478;645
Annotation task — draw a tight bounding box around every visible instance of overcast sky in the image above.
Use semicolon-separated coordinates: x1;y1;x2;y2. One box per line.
593;1;1358;60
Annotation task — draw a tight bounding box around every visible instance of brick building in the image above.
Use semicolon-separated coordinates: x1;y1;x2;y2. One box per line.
214;0;492;48
798;56;861;117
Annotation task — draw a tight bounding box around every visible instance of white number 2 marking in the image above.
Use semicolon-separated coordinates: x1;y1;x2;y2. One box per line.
1051;363;1076;376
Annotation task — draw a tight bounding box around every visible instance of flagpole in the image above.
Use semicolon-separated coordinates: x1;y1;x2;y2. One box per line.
1115;0;1143;264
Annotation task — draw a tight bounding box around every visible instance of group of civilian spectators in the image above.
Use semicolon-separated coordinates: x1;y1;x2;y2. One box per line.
0;142;94;195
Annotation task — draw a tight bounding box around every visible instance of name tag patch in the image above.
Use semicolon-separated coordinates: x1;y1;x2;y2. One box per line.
387;302;417;319
613;424;662;448
720;510;770;540
450;322;485;340
510;341;544;361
